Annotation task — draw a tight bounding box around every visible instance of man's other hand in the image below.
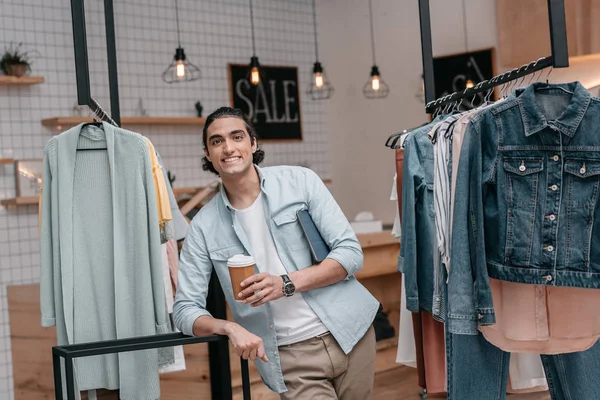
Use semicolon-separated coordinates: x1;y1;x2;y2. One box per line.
239;273;284;307
224;322;269;362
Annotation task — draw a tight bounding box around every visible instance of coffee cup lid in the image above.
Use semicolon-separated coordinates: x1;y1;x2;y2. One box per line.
227;254;255;267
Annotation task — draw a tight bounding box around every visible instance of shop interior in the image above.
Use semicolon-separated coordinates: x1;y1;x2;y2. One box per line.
1;0;600;399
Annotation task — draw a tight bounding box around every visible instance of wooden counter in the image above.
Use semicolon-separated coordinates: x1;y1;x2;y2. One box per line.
8;231;401;400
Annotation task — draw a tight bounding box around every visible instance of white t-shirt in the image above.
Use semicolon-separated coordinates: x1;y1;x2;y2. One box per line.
236;194;329;346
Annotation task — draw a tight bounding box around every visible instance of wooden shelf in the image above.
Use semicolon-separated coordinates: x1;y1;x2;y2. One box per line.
1;197;39;207
0;75;45;85
0;158;15;165
41;116;206;130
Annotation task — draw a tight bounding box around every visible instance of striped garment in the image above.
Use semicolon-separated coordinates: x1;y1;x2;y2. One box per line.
429;114;461;320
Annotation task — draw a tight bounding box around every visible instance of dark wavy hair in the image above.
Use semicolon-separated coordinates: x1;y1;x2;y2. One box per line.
202;107;265;175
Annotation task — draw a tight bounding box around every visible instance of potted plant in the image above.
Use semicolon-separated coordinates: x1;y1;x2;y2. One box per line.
0;42;33;77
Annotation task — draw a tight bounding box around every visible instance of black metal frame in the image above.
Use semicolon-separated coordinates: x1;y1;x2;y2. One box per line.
70;0;121;125
52;332;251;400
419;0;570;113
66;2;242;399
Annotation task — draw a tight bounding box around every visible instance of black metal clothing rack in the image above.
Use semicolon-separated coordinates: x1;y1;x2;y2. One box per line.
418;0;570;114
52;332;251;400
60;2;243;399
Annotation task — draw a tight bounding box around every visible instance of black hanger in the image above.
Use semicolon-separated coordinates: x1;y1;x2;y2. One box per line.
385;122;429;149
77;101;115;151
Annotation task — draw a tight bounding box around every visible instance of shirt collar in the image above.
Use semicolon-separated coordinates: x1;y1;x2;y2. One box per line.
516;81;591;138
219;164;265;211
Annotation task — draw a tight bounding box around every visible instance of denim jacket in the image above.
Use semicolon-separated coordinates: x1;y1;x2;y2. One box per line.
449;82;599;335
398;118;443;312
173;165;379;393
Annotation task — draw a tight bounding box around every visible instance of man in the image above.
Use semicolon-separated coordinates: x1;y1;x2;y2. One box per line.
173;107;379;399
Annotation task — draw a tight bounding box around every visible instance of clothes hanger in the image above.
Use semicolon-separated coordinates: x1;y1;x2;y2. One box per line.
78;101;115;151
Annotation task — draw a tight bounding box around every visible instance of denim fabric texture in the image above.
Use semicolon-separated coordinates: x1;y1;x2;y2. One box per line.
398;117;443;312
449;82;600;334
448;331;600;400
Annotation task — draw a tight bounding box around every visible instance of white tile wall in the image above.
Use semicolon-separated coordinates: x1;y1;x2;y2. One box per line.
0;0;329;398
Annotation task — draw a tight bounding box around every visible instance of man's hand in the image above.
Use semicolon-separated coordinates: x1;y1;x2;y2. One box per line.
239;273;284;307
224;322;269;362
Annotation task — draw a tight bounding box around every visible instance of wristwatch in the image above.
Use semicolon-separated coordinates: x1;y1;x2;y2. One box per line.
281;274;296;297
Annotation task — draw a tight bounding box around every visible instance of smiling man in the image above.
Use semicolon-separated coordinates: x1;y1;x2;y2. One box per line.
173;107;379;399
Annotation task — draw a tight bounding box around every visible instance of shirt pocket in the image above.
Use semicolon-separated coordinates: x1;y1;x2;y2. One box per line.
272;204;310;251
503;158;544;207
564;159;600;208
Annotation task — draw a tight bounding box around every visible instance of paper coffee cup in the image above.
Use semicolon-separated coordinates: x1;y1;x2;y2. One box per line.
227;254;256;302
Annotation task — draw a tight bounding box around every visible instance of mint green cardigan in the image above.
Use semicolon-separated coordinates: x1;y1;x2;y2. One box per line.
40;122;171;399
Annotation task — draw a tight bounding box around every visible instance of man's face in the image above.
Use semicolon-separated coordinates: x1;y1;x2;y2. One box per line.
204;117;257;178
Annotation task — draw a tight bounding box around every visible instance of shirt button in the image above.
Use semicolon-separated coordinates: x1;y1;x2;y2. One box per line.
552;155;559;161
269;324;274;329
550;184;558;191
545;245;554;252
548;214;556;221
543;275;553;282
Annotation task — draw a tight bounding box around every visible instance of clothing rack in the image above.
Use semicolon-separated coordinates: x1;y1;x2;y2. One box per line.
70;0;121;125
66;2;240;399
418;0;570;114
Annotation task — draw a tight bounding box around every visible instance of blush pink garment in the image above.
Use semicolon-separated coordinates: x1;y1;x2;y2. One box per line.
166;238;179;293
480;279;600;354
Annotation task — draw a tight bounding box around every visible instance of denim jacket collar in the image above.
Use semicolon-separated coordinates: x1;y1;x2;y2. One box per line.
219;164;266;211
516;81;591;138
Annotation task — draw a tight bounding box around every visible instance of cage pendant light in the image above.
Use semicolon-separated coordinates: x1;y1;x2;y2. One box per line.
246;0;267;86
162;0;201;83
306;0;334;100
363;0;389;99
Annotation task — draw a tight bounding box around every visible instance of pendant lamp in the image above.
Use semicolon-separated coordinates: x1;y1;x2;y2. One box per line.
162;0;201;83
362;0;389;99
247;0;266;86
306;0;334;100
462;0;475;89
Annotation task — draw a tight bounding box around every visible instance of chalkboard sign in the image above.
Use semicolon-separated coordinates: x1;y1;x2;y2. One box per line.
433;48;495;111
228;64;303;141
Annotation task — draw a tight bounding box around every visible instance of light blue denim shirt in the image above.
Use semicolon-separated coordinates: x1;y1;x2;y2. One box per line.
449;82;600;335
173;165;379;393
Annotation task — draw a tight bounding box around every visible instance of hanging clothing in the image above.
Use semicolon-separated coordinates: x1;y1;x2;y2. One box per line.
40;122;173;400
480;278;600;354
448;81;600;336
156;151;189;241
398;117;443;313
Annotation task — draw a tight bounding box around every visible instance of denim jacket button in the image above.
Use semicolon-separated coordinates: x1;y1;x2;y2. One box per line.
478;314;484;320
548;214;556;221
543;275;553;282
550;184;558;191
552;155;559;161
544;245;554;252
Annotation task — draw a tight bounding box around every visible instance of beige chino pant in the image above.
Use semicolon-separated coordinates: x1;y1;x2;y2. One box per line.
278;325;376;400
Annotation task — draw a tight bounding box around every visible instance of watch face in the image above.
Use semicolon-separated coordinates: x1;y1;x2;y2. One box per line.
283;282;295;296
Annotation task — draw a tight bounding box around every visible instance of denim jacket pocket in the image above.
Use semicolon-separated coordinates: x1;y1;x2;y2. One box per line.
273;205;310;251
564;159;600;270
503;158;543;265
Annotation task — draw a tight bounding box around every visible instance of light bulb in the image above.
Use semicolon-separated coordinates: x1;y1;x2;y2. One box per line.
250;67;260;85
314;72;324;88
371;75;380;91
176;60;186;78
466;79;475;89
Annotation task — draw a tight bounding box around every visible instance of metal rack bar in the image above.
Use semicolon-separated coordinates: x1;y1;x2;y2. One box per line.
53;333;252;400
418;0;436;106
425;56;553;113
419;0;570;113
103;0;121;125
